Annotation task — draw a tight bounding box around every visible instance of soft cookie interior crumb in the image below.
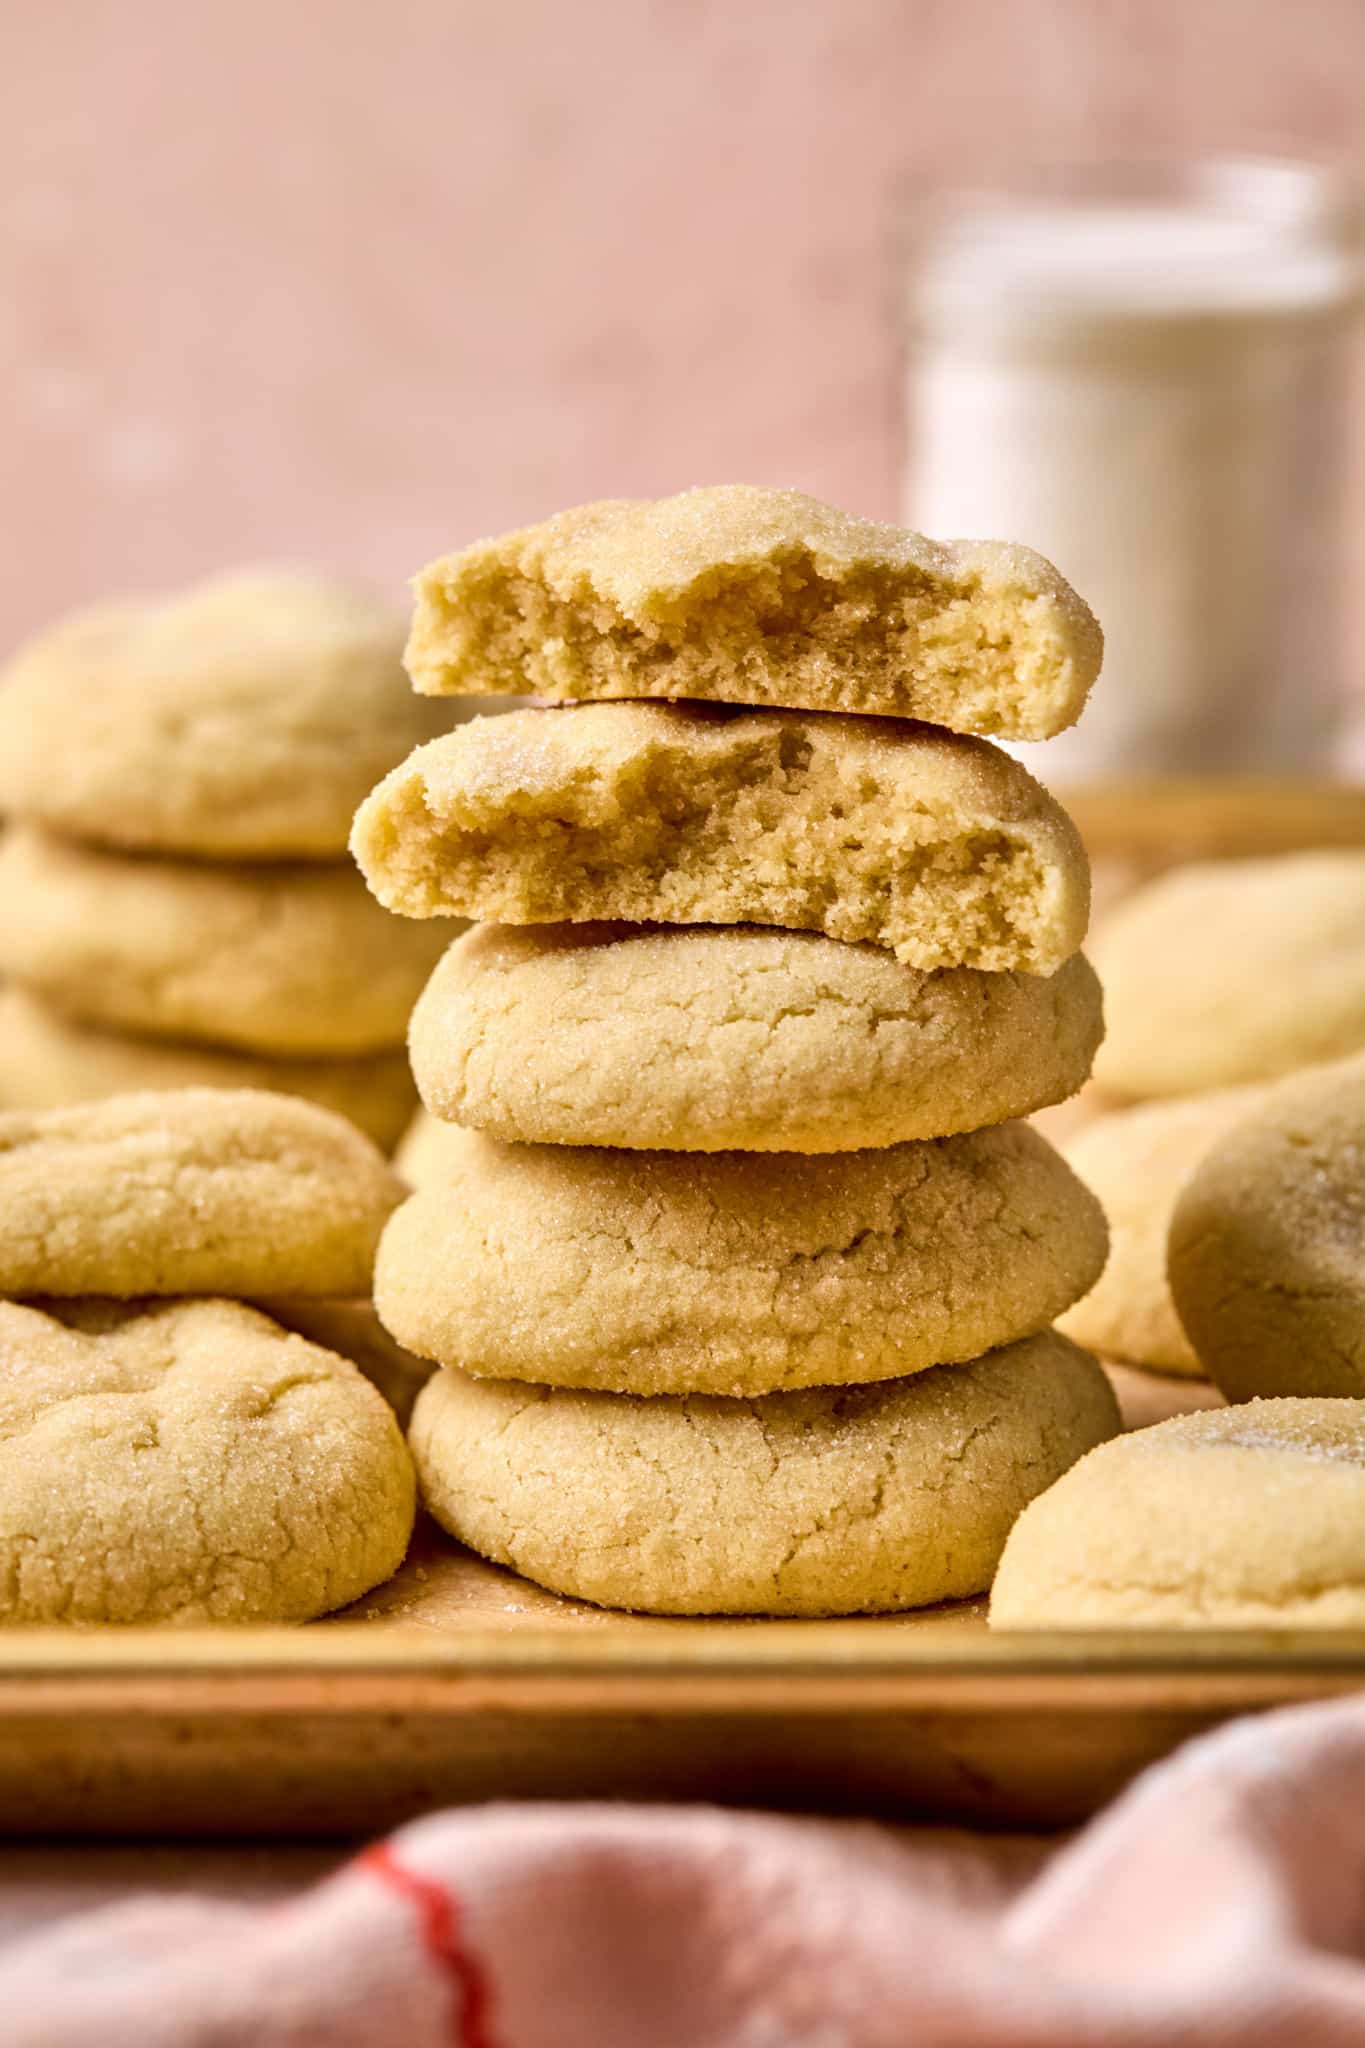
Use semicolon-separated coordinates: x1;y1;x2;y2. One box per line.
352;705;1089;975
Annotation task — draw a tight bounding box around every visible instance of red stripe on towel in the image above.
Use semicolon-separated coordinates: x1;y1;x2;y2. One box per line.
360;1840;498;2048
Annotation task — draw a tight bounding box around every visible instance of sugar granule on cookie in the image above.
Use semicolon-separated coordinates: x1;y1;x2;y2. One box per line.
405;485;1102;738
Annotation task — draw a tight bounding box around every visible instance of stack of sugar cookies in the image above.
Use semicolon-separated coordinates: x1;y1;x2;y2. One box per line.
353;486;1121;1617
0;572;449;1147
0;1088;415;1623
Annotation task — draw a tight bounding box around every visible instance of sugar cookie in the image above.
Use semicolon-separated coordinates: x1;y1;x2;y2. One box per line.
1092;853;1365;1098
0;827;446;1055
0;987;415;1149
409;1332;1118;1615
0;1297;413;1622
1059;1087;1266;1376
394;1107;459;1187
1168;1056;1365;1400
352;703;1090;975
0;1089;404;1299
0;571;448;858
405;485;1101;738
992;1400;1365;1628
409;924;1103;1151
375;1124;1108;1396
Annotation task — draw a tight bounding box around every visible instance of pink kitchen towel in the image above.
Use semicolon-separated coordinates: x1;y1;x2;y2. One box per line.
8;1692;1365;2046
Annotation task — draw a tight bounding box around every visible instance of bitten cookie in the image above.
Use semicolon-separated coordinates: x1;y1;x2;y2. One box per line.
1168;1056;1365;1400
0;1297;414;1622
0;571;448;858
0;828;447;1055
0;987;416;1149
352;703;1090;975
1092;852;1365;1098
374;1125;1108;1396
992;1400;1365;1628
0;1089;404;1299
408;1333;1119;1616
1059;1087;1266;1377
409;925;1104;1152
405;485;1102;738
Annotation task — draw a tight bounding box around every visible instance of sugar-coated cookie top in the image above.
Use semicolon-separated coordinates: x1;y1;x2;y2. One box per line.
992;1394;1365;1629
0;1297;414;1623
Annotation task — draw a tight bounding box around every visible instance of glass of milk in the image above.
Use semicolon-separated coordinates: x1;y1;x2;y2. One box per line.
904;159;1361;783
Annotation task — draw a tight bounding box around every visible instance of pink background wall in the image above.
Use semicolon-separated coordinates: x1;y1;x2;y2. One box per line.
4;0;1365;657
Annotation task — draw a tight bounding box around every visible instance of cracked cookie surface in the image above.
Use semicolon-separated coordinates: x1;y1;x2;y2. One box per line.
1093;852;1365;1098
404;485;1102;739
0;571;449;859
992;1399;1365;1628
1168;1055;1365;1400
0;988;416;1149
408;1332;1118;1616
1059;1087;1267;1377
0;1089;405;1299
374;1124;1108;1396
351;702;1090;975
0;827;447;1056
409;924;1103;1152
0;1297;414;1622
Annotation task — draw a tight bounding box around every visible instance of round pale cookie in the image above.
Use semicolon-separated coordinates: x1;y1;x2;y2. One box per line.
0;987;416;1149
409;925;1104;1152
352;702;1091;976
409;1333;1119;1616
0;571;450;859
0;827;447;1056
0;1297;414;1622
375;1124;1108;1396
1059;1086;1267;1377
1168;1056;1365;1400
0;1088;404;1299
1092;852;1365;1098
992;1399;1365;1629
